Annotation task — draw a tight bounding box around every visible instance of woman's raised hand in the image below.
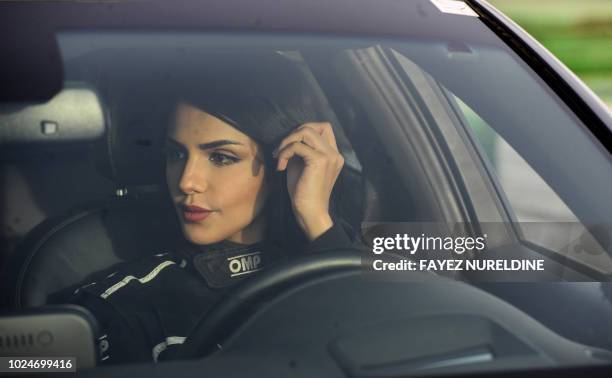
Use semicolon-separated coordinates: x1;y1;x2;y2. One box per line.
272;122;344;241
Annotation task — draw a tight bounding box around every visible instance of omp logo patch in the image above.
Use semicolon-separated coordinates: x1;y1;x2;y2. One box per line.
228;251;262;277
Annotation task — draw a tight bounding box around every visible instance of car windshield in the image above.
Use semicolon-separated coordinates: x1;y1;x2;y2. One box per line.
2;3;612;376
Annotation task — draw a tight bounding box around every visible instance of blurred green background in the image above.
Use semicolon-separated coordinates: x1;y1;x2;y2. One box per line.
489;0;612;108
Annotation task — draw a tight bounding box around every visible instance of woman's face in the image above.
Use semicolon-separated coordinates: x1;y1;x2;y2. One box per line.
165;102;270;246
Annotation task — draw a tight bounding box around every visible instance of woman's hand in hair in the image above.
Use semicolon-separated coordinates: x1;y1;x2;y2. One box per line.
273;122;345;242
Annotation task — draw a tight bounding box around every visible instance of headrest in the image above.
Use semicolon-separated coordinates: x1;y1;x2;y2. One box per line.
93;77;168;188
62;51;172;187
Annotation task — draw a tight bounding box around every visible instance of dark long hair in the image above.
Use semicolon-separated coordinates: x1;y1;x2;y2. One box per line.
164;51;359;251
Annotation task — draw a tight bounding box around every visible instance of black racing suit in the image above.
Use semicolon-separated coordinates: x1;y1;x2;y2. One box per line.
48;222;354;365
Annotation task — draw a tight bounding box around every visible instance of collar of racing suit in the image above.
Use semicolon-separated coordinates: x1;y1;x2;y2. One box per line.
176;239;288;289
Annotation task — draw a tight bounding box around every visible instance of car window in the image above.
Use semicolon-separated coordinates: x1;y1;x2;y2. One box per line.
344;41;612;278
453;96;612;274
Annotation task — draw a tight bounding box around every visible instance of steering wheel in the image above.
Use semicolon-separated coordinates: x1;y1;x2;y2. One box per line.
176;248;366;359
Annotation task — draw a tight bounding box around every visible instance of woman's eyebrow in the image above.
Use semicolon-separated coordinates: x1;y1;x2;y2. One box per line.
165;137;243;149
198;139;244;150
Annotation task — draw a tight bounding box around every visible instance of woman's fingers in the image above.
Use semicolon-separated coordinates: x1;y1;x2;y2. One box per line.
276;141;324;171
299;122;339;152
273;122;339;158
273;125;327;157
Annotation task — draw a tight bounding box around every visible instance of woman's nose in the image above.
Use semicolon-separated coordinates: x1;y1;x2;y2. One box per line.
178;157;207;195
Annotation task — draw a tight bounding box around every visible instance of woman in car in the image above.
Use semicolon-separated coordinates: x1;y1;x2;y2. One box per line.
50;51;361;364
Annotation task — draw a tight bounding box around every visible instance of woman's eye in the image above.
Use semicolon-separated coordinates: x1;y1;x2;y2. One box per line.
165;148;187;161
209;152;240;166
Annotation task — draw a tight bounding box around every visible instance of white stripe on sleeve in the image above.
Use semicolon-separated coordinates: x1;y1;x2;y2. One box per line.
100;260;176;299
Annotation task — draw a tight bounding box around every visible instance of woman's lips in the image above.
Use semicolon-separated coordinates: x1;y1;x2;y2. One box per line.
181;205;214;222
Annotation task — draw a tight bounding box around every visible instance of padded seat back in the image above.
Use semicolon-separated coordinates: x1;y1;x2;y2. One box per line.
2;195;183;308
